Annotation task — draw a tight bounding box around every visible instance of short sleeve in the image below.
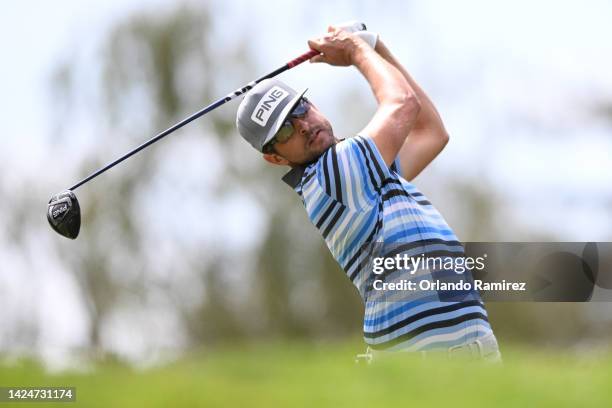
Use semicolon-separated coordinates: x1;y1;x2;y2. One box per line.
315;135;395;210
391;156;402;178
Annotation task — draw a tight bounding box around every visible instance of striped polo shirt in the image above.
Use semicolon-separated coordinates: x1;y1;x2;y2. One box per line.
282;135;493;351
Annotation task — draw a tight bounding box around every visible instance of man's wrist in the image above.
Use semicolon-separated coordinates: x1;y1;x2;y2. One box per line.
350;40;377;67
373;37;384;54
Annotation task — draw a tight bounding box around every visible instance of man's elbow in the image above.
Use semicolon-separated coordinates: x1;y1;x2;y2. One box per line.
440;130;449;148
398;93;421;122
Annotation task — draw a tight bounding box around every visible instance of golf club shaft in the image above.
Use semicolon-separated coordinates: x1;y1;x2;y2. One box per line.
68;49;320;191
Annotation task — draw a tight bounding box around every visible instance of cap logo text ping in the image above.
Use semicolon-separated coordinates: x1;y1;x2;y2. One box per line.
251;86;289;126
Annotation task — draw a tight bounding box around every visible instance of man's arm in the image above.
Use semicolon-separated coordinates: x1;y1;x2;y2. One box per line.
374;39;449;181
308;27;421;167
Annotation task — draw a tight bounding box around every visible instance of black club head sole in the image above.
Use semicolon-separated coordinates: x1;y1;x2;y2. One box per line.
47;190;81;239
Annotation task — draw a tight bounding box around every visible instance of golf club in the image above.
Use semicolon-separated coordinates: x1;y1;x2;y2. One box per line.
47;48;320;239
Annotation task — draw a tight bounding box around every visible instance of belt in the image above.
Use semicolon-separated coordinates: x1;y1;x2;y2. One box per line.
356;332;502;364
430;332;501;362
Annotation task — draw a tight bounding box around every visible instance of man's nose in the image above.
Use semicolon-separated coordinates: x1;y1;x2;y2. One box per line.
293;117;310;135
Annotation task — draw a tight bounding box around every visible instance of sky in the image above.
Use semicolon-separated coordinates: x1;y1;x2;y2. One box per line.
1;0;611;364
2;0;611;236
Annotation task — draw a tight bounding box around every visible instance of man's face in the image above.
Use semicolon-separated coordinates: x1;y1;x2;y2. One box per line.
264;100;336;166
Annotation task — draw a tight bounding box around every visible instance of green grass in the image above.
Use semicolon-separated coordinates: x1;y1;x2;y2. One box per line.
1;341;611;407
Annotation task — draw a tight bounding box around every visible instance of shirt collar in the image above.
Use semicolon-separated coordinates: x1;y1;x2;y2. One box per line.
281;165;307;188
280;139;342;189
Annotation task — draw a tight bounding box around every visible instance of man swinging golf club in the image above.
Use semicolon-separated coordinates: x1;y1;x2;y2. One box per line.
236;24;502;362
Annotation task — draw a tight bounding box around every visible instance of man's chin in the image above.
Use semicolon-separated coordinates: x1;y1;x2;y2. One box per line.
312;130;335;150
300;136;335;165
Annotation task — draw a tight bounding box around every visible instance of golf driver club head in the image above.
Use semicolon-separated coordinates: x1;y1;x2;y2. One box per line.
47;190;81;239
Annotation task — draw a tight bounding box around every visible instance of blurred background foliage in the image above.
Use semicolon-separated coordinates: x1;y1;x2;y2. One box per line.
1;1;612;367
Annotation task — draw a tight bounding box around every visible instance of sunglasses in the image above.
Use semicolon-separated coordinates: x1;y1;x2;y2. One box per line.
266;97;310;148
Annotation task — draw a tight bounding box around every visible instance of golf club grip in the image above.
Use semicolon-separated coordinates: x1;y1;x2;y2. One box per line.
287;49;320;68
67;49;320;191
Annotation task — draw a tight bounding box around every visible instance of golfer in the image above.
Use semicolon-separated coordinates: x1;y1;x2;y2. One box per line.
236;25;501;362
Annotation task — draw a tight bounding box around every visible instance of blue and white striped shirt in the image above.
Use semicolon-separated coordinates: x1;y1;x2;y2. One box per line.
282;135;493;351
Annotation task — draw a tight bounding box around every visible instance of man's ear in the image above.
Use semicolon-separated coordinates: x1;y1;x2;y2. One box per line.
263;153;290;166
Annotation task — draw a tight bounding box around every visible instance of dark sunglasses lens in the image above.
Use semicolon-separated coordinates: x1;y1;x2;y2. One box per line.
275;122;294;143
291;98;309;117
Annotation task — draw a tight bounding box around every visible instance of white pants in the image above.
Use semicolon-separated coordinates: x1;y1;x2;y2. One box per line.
356;332;502;364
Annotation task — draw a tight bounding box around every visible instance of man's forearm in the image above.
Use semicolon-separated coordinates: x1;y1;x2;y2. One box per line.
351;41;415;108
374;39;447;135
371;38;448;180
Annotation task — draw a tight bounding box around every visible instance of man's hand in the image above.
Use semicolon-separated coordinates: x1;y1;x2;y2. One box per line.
334;21;378;49
307;26;367;66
